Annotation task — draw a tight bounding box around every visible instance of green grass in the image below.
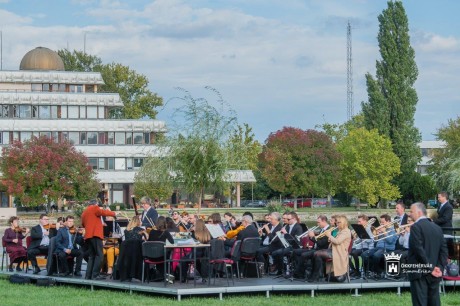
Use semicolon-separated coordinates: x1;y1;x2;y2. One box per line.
1;277;460;306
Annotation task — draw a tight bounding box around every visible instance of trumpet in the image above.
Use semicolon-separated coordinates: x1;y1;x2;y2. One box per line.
316;227;337;239
295;226;319;240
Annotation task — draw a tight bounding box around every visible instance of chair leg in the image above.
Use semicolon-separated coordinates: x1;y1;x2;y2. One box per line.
142;262;145;283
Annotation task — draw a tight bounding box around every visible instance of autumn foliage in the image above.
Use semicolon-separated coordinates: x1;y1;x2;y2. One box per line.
0;136;100;207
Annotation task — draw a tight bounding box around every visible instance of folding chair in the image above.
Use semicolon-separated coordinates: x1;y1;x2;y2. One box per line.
141;241;166;283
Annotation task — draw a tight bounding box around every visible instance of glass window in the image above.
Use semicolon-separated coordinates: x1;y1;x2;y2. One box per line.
126;133;132;145
115;158;125;170
19;105;31;118
39;106;50;119
108;132;115;145
69;85;76;93
50;106;58;118
88;158;98;170
32;106;38;118
12;105;19;118
79;106;86;119
21;132;32;142
51;84;59;92
51;132;59;142
2;105;9;118
58;84;66;92
2;132;9;144
68;106;79;118
76;85;83;93
42;84;50;91
98;158;105;170
98;132;106;144
31;84;42;92
87;106;97;119
87;132;97;145
126;158;133;170
134;158;143;169
133;133;144;144
86;85;95;93
39;131;51;139
108;158;114;170
115;132;125;145
145;133;151;144
60;106;67;119
13;131;19;141
98;106;104;119
68;132;79;145
112;191;123;205
61;132;69;143
80;132;87;145
1;192;9;208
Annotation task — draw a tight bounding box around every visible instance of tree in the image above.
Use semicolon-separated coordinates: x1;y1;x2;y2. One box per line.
337;128;401;206
316;114;365;144
0;136;100;210
361;1;421;196
259;127;341;208
227;123;262;171
57;49;163;119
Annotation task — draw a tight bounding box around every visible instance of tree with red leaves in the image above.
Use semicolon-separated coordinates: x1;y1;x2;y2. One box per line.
0;136;100;210
259;127;341;208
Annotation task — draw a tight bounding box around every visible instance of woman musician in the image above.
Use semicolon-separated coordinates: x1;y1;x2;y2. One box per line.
2;216;29;272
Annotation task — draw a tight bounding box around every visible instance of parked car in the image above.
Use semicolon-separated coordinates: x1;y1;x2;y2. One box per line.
282;198;312;208
245;201;267;208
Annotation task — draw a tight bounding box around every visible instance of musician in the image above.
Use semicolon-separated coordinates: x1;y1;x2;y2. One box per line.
408;202;448;306
320;215;351;282
361;214;397;280
27;214;51;274
2;216;29;272
81;199;116;280
434;191;453;234
271;212;303;276
49;216;64;238
166;217;180;233
180;212;193;231
207;213;227;233
256;212;283;274
171;210;182;229
395;201;408;226
147;216;174;281
140;196;159;227
223;212;233;232
349;214;374;278
394;216;413;270
292;215;330;279
125;217;148;241
188;214;197;232
102;237;119;276
54;215;84;276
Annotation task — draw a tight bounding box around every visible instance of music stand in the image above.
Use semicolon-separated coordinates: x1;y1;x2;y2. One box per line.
351;224;371;240
368;216;380;228
284;234;301;249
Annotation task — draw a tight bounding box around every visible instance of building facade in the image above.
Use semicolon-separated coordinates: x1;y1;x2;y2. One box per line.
0;47;166;207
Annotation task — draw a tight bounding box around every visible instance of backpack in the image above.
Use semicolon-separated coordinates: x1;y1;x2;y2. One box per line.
446;263;459;277
9;274;31;285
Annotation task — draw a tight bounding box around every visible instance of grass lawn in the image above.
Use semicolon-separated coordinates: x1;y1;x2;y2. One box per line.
2;277;460;306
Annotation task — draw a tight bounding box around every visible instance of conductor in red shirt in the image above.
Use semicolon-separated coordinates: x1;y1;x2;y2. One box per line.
81;199;116;280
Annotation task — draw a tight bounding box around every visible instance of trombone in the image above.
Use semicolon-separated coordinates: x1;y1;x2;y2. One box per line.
316;227;337;239
371;220;399;238
295;226;319;240
374;223;413;241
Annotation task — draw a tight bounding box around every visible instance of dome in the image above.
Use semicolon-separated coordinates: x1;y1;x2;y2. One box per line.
19;47;65;71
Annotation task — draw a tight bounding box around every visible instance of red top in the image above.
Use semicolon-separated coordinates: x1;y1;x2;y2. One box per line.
81;205;116;240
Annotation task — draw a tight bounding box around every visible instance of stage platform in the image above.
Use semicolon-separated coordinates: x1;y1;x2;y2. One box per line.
1;269;457;301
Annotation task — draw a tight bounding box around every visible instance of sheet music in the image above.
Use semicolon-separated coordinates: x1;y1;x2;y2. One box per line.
205;224;226;238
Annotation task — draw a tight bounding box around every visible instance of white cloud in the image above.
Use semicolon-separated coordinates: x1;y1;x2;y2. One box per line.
417;33;459;53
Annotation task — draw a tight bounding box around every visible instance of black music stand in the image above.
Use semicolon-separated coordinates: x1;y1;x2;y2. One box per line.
285;234;301;250
368;216;380;228
351;224;371;240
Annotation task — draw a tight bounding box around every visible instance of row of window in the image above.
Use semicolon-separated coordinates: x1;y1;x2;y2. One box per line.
88;157;144;170
0;104;106;119
31;83;95;93
0;131;155;145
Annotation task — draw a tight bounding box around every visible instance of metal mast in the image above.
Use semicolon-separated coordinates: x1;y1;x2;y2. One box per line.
347;21;354;120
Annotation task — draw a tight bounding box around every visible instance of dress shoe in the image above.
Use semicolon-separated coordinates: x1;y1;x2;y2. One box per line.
65;271;72;276
269;270;282;276
16;266;22;272
74;271;82;277
33;267;41;274
94;275;107;281
8;268;14;272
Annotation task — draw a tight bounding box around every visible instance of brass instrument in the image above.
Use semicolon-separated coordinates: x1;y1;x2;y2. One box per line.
374;223;413;241
295;226;319;240
316;227;337;239
371;219;399;237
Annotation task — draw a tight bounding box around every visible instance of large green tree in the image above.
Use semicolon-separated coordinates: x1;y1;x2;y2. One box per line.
337;128;401;206
259;127;341;208
57;49;163;119
361;1;421;197
0;136;100;209
227;123;262;171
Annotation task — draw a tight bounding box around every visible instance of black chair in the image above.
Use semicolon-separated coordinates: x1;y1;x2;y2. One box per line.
239;237;261;278
1;239;9;271
230;240;242;278
141;241;166;283
209;239;234;286
46;237;59;276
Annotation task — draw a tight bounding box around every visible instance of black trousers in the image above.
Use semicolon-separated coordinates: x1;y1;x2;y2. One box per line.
85;237;103;279
57;249;83;273
27;246;49;267
410;275;441;306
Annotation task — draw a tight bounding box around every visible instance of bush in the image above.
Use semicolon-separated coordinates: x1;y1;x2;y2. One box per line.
73;203;86;218
109;203;126;211
266;201;289;214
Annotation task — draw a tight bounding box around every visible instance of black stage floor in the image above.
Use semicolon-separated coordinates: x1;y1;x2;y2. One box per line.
0;269;457;301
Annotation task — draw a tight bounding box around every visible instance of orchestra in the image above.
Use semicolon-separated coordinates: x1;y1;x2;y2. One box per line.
1;199;457;289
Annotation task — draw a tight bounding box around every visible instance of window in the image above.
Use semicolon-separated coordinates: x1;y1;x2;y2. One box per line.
108;158;114;170
31;84;42;92
115;158;125;170
1;192;9;208
76;85;83;93
145;133;151;144
80;132;87;145
50;106;58;118
21;132;32;142
60;106;68;119
42;84;50;91
88;158;98;170
87;106;97;119
2;105;9;118
13;131;19;141
126;158;133;170
79;106;86;119
134;158;143;169
98;106;104;119
39;106;50;119
51;84;59;92
1;132;9;144
68;132;79;145
68;106;79;118
86;85;95;93
61;132;69;143
58;84;66;92
115;132;125;145
69;85;75;93
51;132;59;142
32;106;38;118
133;133;144;144
108;132;115;145
87;132;97;145
13;105;19;118
98;158;105;170
98;132;106;144
39;132;51;139
126;133;132;145
19;105;31;118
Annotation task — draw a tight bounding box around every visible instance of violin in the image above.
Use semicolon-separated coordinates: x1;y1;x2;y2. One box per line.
69;226;85;235
14;227;27;233
44;223;57;230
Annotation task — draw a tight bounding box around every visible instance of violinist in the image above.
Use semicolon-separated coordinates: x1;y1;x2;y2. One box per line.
2;216;29;272
223;212;233;232
27;214;51;274
140;196;158;228
55;215;84;276
147;216;174;281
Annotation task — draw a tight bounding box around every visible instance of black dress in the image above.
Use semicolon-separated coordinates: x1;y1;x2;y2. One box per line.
114;227;145;281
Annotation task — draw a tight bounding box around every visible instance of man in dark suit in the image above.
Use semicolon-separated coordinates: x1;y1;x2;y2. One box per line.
256;212;283;271
236;215;259;241
395;201;409;226
434;191;453;234
409;202;448;306
55;215;84;276
140;196;159;227
27;214;51;274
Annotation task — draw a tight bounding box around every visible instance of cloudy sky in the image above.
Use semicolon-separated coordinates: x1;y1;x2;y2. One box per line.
0;0;458;142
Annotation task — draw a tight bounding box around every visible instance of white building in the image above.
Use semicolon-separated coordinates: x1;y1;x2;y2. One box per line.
417;140;446;175
0;47;166;208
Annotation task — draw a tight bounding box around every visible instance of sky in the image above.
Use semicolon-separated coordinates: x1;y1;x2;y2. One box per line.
0;0;459;142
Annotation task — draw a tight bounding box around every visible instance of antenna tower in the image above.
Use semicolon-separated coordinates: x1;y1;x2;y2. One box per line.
347;21;354;120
